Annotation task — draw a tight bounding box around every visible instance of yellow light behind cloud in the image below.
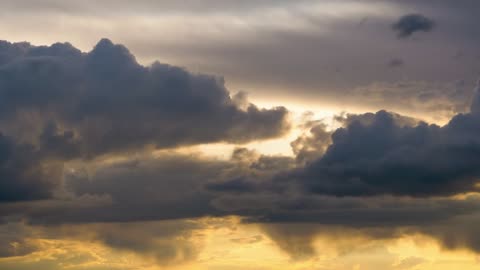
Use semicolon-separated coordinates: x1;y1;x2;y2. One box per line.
3;217;480;270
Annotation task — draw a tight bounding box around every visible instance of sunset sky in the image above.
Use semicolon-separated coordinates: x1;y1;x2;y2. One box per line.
1;1;480;269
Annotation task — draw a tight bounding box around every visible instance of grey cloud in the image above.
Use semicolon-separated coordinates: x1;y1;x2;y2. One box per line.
292;108;480;197
55;150;294;224
1;2;480;267
259;223;318;260
290;123;332;164
253;195;480;258
86;221;204;264
0;38;288;203
4;147;480;259
48;146;480;228
0;220;204;265
206;177;256;193
0;133;63;202
419;213;480;253
58;154;226;223
2;34;480;262
0;39;289;157
6;105;480;258
392;14;435;38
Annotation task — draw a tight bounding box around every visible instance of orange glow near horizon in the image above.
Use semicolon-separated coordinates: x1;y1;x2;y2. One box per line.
1;217;480;270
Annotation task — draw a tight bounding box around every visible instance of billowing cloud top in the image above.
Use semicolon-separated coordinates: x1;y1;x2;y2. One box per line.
0;39;289;202
0;39;289;153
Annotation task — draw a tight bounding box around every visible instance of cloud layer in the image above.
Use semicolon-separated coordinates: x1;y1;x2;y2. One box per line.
0;38;289;202
1;38;480;265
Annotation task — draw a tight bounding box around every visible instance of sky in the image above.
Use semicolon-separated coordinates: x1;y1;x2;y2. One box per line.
1;1;480;269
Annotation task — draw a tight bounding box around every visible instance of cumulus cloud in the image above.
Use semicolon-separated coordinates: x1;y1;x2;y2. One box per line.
292;109;480;197
3;37;480;264
0;39;289;156
0;38;289;202
392;14;435;38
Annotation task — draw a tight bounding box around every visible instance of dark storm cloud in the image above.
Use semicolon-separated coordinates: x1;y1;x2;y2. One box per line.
190;83;480;256
292;108;480;197
5;92;480;260
392;14;435;38
0;133;62;202
0;38;288;203
47;154;228;223
0;39;289;157
4;145;480;259
0;18;479;261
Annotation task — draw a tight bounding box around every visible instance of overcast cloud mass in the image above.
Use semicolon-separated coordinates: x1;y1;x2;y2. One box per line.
1;1;480;270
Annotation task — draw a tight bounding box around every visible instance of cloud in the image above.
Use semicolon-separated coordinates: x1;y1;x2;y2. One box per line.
290;122;332;164
2;36;480;264
0;220;205;266
0;39;289;157
346;81;474;122
2;0;480;122
0;133;63;202
59;153;227;223
4;114;480;260
4;148;480;259
85;221;204;264
392;14;435;38
0;38;289;203
292;109;480;197
259;223;318;260
206;177;256;193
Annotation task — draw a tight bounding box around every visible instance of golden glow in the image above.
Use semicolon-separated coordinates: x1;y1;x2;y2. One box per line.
2;217;480;270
